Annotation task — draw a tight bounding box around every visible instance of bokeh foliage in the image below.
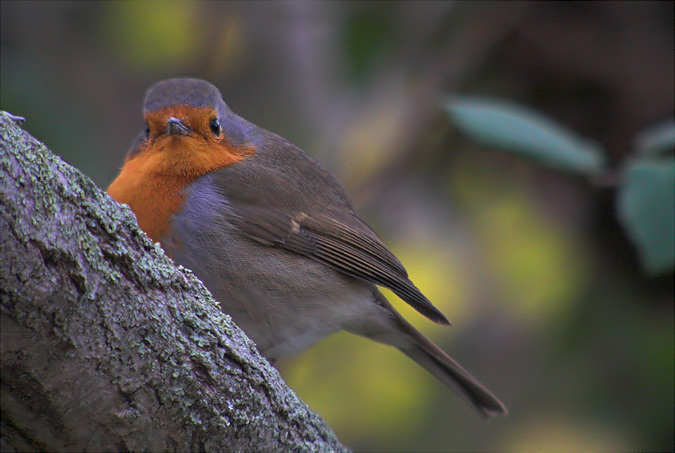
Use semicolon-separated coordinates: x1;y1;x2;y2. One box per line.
446;97;675;275
2;2;673;451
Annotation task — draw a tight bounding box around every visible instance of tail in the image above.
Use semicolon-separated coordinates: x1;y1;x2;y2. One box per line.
397;320;507;418
361;291;508;418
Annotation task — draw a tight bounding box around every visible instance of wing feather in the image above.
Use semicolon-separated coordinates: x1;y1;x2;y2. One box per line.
230;204;449;324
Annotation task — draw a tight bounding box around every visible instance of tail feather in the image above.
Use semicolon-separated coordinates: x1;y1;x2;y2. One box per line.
362;290;507;418
398;326;507;418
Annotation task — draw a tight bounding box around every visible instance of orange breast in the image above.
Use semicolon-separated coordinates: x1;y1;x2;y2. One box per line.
107;158;189;243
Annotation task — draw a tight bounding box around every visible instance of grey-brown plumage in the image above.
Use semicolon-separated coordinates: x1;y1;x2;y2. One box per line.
117;78;507;418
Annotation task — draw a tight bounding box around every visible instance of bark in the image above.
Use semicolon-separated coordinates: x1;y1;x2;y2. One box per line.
0;111;345;452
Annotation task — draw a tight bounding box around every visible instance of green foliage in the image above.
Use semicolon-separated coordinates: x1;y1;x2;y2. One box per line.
617;154;675;275
444;96;607;175
634;119;675;157
445;97;675;275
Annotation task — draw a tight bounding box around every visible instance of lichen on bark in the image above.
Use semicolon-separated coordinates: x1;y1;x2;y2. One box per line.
0;111;345;452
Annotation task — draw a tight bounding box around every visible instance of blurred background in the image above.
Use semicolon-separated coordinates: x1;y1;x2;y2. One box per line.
2;1;673;451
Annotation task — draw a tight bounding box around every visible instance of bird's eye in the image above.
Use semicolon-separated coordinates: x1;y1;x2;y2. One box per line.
209;118;221;136
144;124;150;139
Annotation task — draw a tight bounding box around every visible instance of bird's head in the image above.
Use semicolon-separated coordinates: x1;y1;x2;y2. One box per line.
125;78;255;179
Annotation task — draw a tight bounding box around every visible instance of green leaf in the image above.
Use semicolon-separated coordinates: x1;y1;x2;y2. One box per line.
617;159;675;275
634;119;675;157
444;96;607;175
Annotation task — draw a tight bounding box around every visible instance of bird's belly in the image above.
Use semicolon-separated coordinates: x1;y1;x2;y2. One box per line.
173;234;372;360
163;183;374;360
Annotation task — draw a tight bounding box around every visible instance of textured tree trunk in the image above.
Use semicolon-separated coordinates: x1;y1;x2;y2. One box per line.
0;111;345;452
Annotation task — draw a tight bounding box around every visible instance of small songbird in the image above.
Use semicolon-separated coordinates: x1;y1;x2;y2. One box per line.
107;78;507;417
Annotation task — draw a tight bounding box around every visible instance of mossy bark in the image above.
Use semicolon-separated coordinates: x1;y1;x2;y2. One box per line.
0;111;345;452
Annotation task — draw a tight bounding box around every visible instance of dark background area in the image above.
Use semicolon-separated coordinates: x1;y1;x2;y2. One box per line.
2;2;673;451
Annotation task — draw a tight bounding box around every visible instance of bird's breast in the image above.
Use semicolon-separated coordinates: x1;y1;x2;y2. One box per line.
107;159;191;244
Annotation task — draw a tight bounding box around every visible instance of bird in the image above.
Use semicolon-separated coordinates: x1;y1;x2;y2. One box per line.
107;78;507;418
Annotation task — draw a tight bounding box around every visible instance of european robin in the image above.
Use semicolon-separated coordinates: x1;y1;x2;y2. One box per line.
107;78;507;418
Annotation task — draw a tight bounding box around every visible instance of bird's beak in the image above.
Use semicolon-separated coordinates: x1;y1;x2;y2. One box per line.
166;117;191;136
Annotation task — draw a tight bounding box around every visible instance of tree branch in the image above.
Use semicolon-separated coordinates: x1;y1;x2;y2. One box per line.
0;111;345;452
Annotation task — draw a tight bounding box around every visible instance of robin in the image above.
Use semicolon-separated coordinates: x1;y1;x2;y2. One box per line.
107;78;507;418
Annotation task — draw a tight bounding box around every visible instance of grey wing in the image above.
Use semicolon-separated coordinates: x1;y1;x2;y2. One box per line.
228;203;450;325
